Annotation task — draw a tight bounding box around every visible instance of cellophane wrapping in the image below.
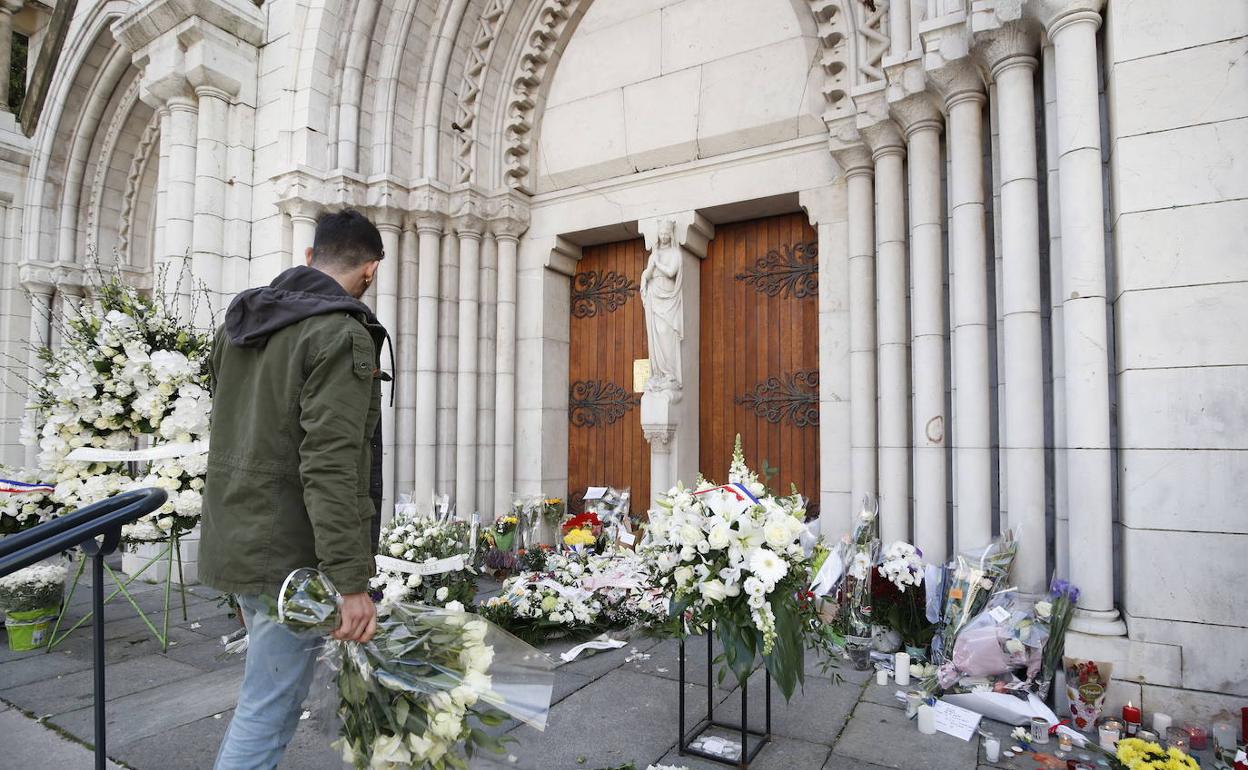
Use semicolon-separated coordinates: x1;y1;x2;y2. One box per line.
931;529;1018;665
277;568;556;769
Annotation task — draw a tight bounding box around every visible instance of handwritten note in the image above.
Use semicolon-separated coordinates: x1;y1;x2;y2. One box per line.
933;699;984;741
584;486;608;500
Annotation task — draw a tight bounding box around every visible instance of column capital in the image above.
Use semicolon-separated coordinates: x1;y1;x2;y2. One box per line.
489;216;529;241
926;57;986;110
1027;0;1104;37
485;190;531;240
889;93;944;139
831;144;874;178
452;214;486;239
372;207;405;233
974;21;1042;79
18;261;56;293
860;119;905;160
639;210;714;260
450;188;486;236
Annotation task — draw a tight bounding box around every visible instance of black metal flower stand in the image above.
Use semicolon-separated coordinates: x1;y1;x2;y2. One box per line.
677;630;773;769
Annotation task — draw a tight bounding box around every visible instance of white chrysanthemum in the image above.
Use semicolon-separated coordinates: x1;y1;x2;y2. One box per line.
748;547;787;587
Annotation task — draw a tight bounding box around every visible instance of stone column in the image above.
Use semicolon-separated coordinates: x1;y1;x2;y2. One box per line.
862;120;910;543
638;212;713;509
395;218;419;500
454;213;484;517
164;96;198;316
1042;41;1069;580
436;232;459;496
831;145;879;520
492;216;527;515
375;212;402;517
0;1;21;113
895;95;949;561
289;202;319;268
413;213;444;506
22;276;52;467
476;233;498;516
933;62;994;548
1033;0;1124;635
191;86;229;326
889;0;912;57
978;24;1047;595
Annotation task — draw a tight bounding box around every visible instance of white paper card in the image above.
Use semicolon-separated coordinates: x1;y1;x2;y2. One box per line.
932;700;983;741
584;486;608;500
619;531;636;545
989;606;1012;624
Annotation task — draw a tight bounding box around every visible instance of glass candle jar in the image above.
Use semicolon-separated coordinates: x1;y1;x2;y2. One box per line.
1098;718;1123;750
1166;727;1190;753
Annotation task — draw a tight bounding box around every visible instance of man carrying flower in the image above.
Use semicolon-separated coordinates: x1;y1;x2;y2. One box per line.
201;209;389;770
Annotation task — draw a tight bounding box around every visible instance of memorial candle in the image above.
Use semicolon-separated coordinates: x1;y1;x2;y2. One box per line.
917;704;936;735
1122;702;1141;737
1153;712;1172;735
894;652;911;686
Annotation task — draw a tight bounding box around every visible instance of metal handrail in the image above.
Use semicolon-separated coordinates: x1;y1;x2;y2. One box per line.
0;488;168;770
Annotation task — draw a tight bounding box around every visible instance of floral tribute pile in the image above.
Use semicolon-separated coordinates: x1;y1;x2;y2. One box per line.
19;275;212;541
277;568;554;770
642;436;824;698
369;512;478;609
479;549;666;645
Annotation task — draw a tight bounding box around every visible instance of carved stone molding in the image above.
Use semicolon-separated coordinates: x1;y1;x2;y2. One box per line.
570;270;637;318
807;0;853;122
453;0;515;185
972;21;1041;78
643;426;673;453
568;379;640;428
890;91;944;138
735;370;821;428
117;108;162;266
735;239;819;300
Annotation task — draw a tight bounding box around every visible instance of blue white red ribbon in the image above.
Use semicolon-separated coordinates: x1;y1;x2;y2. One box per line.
0;478;55;495
692;482;760;504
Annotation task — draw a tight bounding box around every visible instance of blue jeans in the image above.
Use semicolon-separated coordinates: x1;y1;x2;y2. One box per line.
214;594;322;770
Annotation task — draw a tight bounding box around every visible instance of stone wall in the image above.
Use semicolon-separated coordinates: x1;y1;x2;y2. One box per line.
1105;0;1248;717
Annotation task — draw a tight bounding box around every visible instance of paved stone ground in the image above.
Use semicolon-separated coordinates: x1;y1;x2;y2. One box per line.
0;561;1218;770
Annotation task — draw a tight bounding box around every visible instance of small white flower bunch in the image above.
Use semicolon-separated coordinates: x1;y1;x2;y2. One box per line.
877;540;924;592
369;513;477;608
0;562;67;613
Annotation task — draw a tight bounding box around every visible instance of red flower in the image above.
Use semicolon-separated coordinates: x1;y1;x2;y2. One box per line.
562;512;601;533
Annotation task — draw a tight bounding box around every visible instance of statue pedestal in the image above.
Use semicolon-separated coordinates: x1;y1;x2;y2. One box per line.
641;387;697;509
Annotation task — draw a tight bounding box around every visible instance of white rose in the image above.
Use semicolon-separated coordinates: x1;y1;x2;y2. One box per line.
436;586;450;602
430;711;462;740
389;543;404;557
370;733;411;765
699;579;728;603
762;521;792;550
1004;638;1025;656
1034;601;1052;620
406;573;423;588
673;566;694;588
707;523;732;550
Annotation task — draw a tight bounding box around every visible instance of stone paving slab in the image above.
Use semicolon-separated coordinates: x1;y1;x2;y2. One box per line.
1;652;204;717
0;703;126;769
50;665;242;747
711;664;866;747
831;701;980;770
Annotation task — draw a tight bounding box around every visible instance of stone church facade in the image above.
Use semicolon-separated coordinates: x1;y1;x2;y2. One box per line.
0;0;1244;717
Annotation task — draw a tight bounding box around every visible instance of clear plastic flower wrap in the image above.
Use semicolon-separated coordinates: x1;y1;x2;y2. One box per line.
935;590;1049;691
276;568;556;769
931;528;1018;665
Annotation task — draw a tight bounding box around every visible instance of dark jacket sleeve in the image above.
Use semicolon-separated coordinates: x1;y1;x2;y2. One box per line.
297;326;375;593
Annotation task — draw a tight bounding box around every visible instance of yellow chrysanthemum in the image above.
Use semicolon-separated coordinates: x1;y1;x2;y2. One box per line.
563;528;596;547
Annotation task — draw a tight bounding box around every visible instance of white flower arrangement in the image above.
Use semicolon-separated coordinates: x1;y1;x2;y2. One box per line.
641;436;824;699
0;563;67;613
480;550;666;643
877;540;924;592
22;276;212;541
368;513;477;608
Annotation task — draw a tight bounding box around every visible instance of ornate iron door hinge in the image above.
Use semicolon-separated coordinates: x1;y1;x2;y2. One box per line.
735;370;820;427
734;240;818;299
571;270;637;318
569;379;640;427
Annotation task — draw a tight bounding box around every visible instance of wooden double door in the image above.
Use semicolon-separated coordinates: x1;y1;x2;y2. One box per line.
566;212;820;513
699;212;820;508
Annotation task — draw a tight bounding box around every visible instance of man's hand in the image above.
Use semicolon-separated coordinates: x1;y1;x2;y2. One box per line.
332;592;377;643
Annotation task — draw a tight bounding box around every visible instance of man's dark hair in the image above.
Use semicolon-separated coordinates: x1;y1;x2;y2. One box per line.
311;209;385;269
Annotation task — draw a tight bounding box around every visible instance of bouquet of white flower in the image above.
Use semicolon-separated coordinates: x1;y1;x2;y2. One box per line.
369;513;477;608
277;568;555;770
642;439;825;699
23;274;212;541
0;562;66;614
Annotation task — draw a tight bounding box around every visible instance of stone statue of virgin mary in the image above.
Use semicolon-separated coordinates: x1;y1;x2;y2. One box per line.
639;219;683;391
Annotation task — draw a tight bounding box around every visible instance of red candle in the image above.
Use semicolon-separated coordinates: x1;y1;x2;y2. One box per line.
1122;702;1141;737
